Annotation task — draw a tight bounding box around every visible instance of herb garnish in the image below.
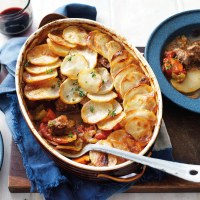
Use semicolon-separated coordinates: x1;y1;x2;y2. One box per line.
67;132;74;138
48;120;56;127
24;61;29;67
46;68;53;74
57;80;61;87
68;54;75;61
51;84;56;89
74;86;86;97
108;109;117;117
90;71;96;78
90;105;94;113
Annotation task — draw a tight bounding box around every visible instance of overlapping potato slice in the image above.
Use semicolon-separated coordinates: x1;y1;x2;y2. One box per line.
27;44;59;65
124;109;157;127
123;84;153;106
110;50;138;78
25;59;62;75
48;33;77;48
63;26;88;46
89;140;117;167
97;112;126;130
124;93;157;113
47;38;70;57
106;40;124;62
60;54;89;79
120;72;148;97
70;47;97;69
23;69;57;83
110;99;123;116
171;68;200;93
125;117;152;140
81;100;113;124
95;67;113;94
78;68;102;93
59;79;86;104
113;63;143;94
87;91;117;102
24;78;60;100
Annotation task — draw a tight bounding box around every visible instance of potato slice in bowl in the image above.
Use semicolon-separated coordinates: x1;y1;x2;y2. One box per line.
48;33;77;48
63;26;88;46
81;100;113;124
61;54;89;79
97;112;126;130
120;72;148;97
59;79;86;104
24;78;60;100
96;67;113;94
70;47;97;69
47;38;70;57
87;91;117;102
25;59;62;75
78;68;102;93
27;44;59;65
23;69;57;83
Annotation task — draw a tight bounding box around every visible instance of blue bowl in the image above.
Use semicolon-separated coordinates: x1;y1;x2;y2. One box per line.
0;131;3;170
145;10;200;113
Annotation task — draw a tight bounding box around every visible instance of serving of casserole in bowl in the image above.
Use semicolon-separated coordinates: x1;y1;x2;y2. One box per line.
15;18;162;181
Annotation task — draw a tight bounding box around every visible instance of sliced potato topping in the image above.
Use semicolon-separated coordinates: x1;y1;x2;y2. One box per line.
87;91;117;102
110;99;123;116
47;38;70;57
81;100;113;124
78;68;102;93
59;79;86;104
61;54;89;79
48;33;77;48
27;44;59;65
171;68;200;93
125;117;152;140
70;47;97;69
123;84;153;107
124;94;157;113
25;59;62;75
106;40;124;62
95;67;113;94
23;69;57;83
24;78;60;100
120;72;148;97
63;26;88;46
110;50;138;78
97;112;126;130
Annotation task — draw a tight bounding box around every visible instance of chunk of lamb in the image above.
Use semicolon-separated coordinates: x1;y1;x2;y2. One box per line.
55;98;79;112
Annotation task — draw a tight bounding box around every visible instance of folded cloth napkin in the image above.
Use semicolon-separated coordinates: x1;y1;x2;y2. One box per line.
0;3;173;200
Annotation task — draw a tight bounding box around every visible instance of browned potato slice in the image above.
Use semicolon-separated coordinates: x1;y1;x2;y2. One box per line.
25;59;62;75
110;99;123;116
113;63;143;94
63;26;88;46
24;78;60;100
125;117;152;140
87;91;117;102
124;109;157;127
110;50;138;78
93;31;112;59
47;38;70;57
124;94;157;113
106;40;123;62
59;79;86;104
60;54;89;79
81;100;113;124
120;72;148;97
97;112;126;130
27;44;59;65
123;84;153;106
70;47;97;69
23;69;57;83
78;68;102;93
89;140;117;167
48;33;77;48
95;67;113;94
171;68;200;93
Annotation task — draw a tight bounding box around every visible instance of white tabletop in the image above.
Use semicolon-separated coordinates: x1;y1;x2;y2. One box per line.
0;0;200;199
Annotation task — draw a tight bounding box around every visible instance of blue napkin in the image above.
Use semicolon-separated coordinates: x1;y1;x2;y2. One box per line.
0;3;173;200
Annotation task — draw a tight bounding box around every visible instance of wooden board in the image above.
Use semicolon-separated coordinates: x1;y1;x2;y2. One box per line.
7;47;200;193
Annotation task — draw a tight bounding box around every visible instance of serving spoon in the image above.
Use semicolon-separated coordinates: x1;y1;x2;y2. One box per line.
63;143;200;183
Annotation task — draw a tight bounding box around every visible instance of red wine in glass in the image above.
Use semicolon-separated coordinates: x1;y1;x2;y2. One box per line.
0;7;32;35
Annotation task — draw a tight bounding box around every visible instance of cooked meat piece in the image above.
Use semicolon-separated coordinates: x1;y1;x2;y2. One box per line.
48;115;75;135
97;55;110;69
174;48;190;65
55;98;79;112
